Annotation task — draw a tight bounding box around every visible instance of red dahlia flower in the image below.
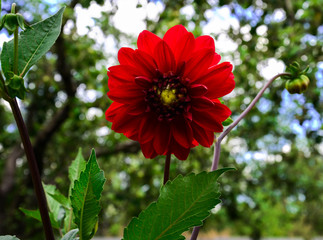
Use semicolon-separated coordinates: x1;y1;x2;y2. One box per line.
106;25;235;160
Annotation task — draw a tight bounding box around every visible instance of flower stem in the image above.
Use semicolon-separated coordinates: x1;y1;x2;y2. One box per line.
13;26;19;74
163;153;171;185
9;98;55;240
190;72;291;240
211;72;290;169
11;4;19;75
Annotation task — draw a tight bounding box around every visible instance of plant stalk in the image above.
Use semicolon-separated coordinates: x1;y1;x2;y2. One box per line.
13;26;19;74
9;99;55;240
163;153;171;185
190;72;291;240
8;4;55;239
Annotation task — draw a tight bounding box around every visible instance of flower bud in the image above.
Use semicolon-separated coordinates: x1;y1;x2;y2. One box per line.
0;13;30;33
6;73;27;99
285;75;310;94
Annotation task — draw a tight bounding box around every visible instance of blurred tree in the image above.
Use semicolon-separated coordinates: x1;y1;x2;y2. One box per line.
0;0;322;239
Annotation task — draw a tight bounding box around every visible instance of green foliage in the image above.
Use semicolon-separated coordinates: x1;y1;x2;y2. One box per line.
70;149;106;240
19;207;60;229
0;7;65;79
123;169;233;240
5;73;27;99
0;236;20;240
19;149;105;239
61;229;79;240
222;116;233;126
68;148;87;197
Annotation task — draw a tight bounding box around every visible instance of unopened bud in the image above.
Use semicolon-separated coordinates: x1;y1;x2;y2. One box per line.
0;13;31;33
6;73;27;99
285;75;310;94
283;62;310;94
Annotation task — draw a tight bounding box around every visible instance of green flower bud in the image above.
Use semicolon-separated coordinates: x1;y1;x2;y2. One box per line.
285;75;310;94
6;73;27;99
0;13;31;33
1;13;19;32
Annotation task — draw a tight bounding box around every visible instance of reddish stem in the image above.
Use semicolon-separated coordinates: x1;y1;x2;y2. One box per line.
163;153;171;185
9;98;55;240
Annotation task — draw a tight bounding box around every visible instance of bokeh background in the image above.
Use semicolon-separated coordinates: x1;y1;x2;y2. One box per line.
0;0;322;239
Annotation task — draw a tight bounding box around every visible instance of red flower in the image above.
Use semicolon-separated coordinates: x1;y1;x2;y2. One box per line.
106;25;235;160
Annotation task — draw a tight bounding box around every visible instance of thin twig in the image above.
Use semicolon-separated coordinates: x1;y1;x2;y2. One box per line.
212;72;290;170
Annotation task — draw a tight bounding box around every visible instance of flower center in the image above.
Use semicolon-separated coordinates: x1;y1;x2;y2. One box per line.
160;88;176;105
144;71;190;121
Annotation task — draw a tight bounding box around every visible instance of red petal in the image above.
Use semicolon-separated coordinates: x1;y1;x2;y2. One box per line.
105;102;124;122
193;62;235;99
192;102;231;132
108;87;144;104
153;122;171;155
191;121;214;147
195;35;215;51
124;132;139;141
195;36;220;66
211;53;221;66
169;139;190;160
111;109;141;134
171;118;193;148
127;101;147;116
154;40;176;73
191;96;215;109
141;141;158;159
184;48;214;81
118;47;135;65
133;50;158;78
108;65;136;85
139;114;158;143
137;30;162;56
135;76;153;88
188;84;208;97
163;25;188;53
173;32;195;64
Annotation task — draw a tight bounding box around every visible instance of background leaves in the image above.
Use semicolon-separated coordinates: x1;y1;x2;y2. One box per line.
0;0;322;239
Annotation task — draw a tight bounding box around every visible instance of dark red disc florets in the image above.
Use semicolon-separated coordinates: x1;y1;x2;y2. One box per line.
144;71;190;121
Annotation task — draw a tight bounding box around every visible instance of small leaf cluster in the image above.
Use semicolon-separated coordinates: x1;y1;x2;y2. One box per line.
19;149;106;240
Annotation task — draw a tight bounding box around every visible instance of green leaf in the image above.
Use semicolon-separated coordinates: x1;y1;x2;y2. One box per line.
70;149;106;240
1;7;65;79
43;184;68;218
68;148;86;197
123;168;233;240
61;229;79;240
0;236;20;240
19;207;60;229
64;148;87;233
222;116;233;126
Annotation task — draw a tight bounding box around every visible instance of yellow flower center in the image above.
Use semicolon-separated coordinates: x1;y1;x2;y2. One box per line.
160;89;176;105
